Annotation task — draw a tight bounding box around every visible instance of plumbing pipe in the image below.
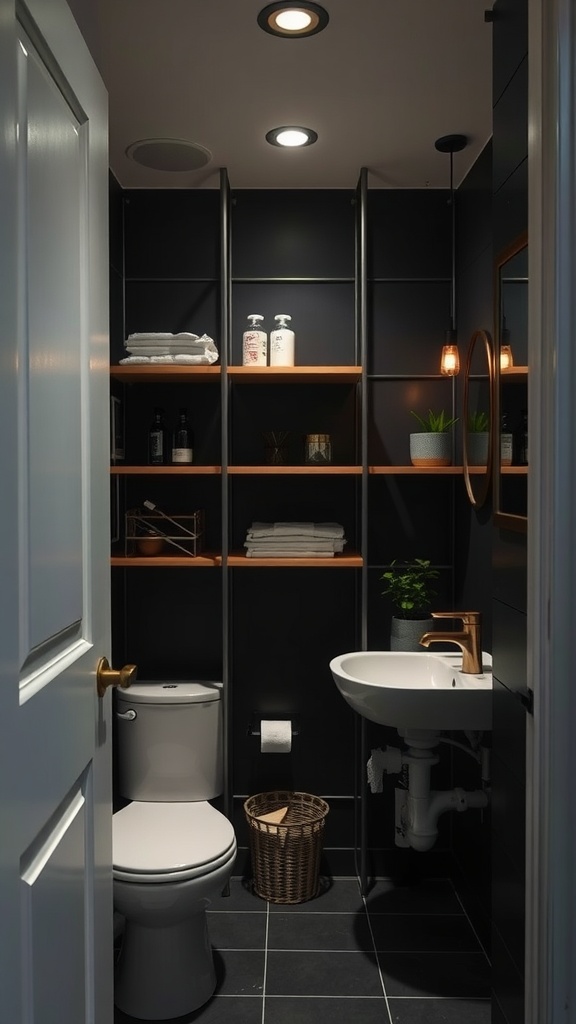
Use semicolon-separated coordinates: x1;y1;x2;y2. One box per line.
373;735;490;852
439;736;482;763
439;735;491;784
480;745;491;784
405;785;489;852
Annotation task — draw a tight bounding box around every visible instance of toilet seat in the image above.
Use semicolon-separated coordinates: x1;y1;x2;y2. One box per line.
113;801;236;884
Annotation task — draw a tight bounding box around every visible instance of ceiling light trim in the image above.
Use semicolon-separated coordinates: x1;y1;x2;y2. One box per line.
257;3;329;38
265;126;318;147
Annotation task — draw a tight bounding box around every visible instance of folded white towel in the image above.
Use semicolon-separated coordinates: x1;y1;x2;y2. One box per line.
248;521;345;540
126;332;201;343
120;351;219;366
119;355;176;364
245;549;335;558
127;345;208;356
244;538;345;552
173;352;218;364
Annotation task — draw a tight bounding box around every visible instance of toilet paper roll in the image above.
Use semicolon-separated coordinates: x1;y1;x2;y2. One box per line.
260;719;292;754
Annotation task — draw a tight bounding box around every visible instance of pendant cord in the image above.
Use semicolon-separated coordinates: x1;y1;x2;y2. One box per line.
450;150;456;334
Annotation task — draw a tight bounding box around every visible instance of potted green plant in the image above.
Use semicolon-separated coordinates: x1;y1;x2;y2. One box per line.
380;558;440;651
466;410;490;466
409;409;458;467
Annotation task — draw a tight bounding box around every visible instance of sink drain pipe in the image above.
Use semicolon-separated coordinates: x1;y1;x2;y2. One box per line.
368;740;490;853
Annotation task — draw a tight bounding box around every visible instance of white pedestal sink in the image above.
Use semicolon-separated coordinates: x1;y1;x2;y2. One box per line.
329;650;492;732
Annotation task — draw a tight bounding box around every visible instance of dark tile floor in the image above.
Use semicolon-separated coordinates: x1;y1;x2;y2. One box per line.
115;876;491;1024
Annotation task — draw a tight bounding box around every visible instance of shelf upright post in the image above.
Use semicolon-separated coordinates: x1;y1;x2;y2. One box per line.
356;167;370;895
219;169;232;825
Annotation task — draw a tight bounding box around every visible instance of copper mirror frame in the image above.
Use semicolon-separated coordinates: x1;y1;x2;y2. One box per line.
463;329;496;509
493;232;528;531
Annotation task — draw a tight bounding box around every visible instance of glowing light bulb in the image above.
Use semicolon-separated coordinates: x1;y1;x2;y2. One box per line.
276;129;310;147
275;10;313;31
440;344;460;376
500;345;514;370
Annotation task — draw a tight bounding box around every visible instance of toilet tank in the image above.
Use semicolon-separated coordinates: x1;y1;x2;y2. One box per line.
115;681;223;802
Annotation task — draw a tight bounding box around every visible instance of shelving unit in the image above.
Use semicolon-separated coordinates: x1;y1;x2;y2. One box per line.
110;171;466;886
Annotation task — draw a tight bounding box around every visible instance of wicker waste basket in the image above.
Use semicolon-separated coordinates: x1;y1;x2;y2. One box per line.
244;790;329;904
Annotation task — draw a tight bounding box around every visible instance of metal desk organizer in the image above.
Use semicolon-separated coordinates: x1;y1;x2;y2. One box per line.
125;500;204;557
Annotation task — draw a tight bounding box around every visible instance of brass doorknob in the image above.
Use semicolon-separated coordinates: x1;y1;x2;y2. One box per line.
96;657;137;699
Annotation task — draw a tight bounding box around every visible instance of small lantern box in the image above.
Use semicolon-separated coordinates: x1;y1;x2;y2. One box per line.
125;500;204;558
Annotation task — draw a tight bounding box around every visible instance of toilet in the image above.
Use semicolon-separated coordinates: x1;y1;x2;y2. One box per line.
112;680;237;1021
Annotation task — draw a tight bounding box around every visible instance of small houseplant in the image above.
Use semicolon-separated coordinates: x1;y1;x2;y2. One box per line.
466;410;490;466
381;558;440;651
409;409;458;467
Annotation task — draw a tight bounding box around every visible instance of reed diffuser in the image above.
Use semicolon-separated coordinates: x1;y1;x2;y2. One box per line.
263;431;290;465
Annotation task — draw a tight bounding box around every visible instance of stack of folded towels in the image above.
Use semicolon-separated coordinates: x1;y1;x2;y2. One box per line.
120;332;219;365
244;521;346;558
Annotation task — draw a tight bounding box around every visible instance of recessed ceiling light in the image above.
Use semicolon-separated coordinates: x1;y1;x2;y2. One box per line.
125;139;212;172
266;126;318;147
257;3;329;38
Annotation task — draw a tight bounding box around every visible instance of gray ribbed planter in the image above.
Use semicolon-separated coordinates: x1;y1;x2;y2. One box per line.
390;616;434;652
466;432;489;466
409;432;452;467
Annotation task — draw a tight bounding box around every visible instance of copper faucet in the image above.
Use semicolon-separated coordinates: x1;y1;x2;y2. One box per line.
419;611;483;674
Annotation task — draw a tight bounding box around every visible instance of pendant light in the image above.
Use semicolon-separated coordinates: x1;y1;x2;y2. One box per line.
499;316;514;369
436;134;467;375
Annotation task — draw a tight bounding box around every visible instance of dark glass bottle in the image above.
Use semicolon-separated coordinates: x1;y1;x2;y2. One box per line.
515;409;528;465
148;407;167;465
500;413;513;466
171;407;194;464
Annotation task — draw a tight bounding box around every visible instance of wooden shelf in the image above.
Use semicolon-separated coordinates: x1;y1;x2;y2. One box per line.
110;465;221;475
227;366;362;383
111;464;489;476
110;551;362;567
227;551;362;567
502;465;528;474
501;366;528;379
369;465;464;475
228;465;361;475
110;365;220;384
111;553;220;567
110;365;362;384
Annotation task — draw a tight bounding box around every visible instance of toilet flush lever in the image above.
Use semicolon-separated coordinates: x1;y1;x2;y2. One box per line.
96;657;137;699
116;709;137;721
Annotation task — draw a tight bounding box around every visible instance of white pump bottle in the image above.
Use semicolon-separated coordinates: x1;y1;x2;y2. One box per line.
242;314;267;366
270;314;295;367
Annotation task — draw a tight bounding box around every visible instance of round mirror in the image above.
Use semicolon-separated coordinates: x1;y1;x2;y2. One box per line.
494;232;528;529
463;329;495;508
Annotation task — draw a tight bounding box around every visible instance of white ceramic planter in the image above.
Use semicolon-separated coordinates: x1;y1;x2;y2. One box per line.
409;432;452;467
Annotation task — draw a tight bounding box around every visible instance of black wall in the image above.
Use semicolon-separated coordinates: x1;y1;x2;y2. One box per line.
109;175;503;966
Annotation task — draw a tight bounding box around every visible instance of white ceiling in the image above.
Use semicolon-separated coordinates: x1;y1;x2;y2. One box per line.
66;0;493;191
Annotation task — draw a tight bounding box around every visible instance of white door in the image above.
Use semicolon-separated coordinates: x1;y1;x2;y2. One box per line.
0;2;114;1022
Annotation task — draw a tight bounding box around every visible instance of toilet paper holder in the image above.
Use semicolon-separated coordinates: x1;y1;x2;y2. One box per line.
248;714;300;738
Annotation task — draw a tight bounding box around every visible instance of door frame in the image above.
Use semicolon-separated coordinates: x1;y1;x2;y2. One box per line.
526;0;576;1018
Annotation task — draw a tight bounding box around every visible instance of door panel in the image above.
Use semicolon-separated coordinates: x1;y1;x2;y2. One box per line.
0;3;112;1022
21;782;90;1023
26;38;84;650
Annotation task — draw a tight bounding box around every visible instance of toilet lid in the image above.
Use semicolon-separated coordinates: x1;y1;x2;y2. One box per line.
113;802;236;882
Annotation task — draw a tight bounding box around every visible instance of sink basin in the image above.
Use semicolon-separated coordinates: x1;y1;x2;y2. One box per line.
330;650;492;732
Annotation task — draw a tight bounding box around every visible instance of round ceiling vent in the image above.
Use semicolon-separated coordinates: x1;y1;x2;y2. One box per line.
125;138;212;172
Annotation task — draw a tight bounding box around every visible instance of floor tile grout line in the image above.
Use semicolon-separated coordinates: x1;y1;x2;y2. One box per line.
386;995;493;1001
452;887;492;964
361;885;394;1024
